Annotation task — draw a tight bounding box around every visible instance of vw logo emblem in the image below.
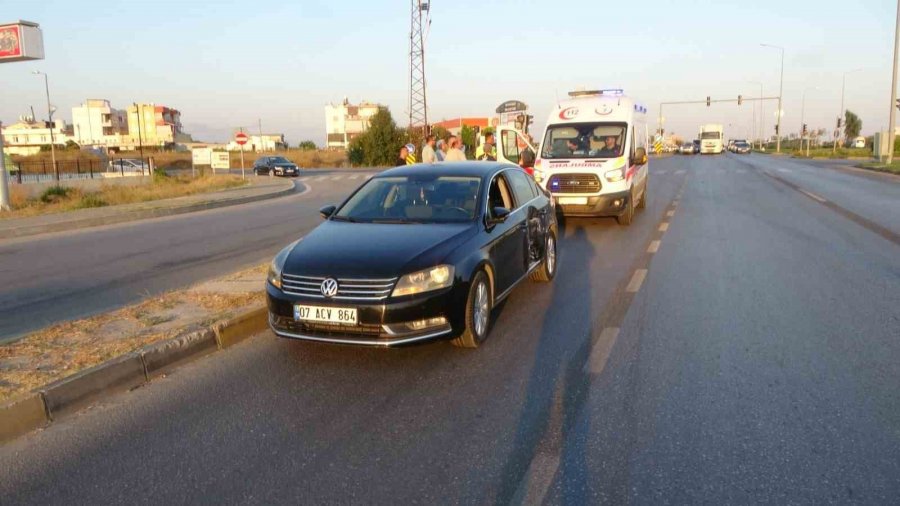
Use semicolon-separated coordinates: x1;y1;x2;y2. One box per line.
320;278;339;297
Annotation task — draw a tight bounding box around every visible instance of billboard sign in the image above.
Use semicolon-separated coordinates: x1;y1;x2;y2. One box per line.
211;151;230;170
0;21;44;62
495;100;527;114
191;147;212;165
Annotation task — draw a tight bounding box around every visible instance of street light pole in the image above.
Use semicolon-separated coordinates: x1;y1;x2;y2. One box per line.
748;81;763;149
133;103;145;165
761;44;785;153
33;71;58;180
0;120;10;211
835;68;863;154
888;0;900;164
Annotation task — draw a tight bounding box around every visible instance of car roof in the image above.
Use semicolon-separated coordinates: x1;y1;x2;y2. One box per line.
377;162;514;179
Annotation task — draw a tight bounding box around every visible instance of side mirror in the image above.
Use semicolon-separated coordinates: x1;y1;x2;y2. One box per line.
487;207;511;226
319;205;337;219
633;147;648;166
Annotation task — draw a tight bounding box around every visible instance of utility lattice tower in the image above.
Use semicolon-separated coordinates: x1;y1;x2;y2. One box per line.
409;0;430;137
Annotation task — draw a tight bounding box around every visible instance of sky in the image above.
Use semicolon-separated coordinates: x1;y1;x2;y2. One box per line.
2;0;898;145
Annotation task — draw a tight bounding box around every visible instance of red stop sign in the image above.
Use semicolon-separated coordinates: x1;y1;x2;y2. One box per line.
235;132;249;145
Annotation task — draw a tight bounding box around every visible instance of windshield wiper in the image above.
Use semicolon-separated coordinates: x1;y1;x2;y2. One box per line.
330;215;358;223
371;218;420;224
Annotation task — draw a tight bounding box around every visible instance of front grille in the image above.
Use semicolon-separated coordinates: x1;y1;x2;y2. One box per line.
272;316;383;337
548;173;601;194
281;273;397;301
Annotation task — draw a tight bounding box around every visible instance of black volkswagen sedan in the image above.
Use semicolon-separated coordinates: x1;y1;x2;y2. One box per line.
253;156;299;176
266;162;558;348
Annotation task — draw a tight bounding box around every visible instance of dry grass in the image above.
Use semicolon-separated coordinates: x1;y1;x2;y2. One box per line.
0;288;265;403
1;174;248;219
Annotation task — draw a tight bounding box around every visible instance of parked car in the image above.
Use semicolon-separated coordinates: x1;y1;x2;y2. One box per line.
254;156;299;176
108;159;149;173
266;162;558;348
679;143;695;154
732;140;751;154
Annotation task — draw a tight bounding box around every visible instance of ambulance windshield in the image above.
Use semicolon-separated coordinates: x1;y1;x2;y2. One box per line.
541;123;627;159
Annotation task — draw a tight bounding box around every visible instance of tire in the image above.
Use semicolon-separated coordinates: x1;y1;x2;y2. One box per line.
637;178;647;209
617;189;635;226
529;232;557;282
451;271;492;348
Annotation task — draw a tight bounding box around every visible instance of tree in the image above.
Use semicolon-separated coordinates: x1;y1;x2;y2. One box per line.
844;110;862;144
460;125;476;160
297;140;317;151
65;140;80;151
430;125;449;142
348;107;404;166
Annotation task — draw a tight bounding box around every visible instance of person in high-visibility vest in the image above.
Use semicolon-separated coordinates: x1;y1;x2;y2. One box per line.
475;132;497;161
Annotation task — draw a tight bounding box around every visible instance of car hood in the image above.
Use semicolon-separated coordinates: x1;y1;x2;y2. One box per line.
273;163;297;168
283;221;478;278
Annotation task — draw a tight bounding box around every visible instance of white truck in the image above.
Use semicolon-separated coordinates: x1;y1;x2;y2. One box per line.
699;124;724;154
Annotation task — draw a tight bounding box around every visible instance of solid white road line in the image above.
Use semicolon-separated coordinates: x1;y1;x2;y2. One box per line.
800;189;827;203
659;222;669;232
626;269;648;293
586;327;621;374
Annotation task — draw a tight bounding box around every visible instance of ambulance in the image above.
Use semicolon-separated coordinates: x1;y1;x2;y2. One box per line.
496;89;650;225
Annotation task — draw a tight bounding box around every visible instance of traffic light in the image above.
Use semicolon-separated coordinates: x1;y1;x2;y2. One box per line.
836;118;842;129
525;114;534;133
738;95;743;106
706;96;711;107
896;98;900;110
775;125;779;135
802;124;808;136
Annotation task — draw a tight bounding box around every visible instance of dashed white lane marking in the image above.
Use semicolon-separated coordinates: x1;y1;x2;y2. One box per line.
675;170;686;175
777;168;789;173
648;240;661;253
331;175;344;181
666;210;675;217
349;174;362;179
659;222;669;232
626;269;648;293
800;189;827;203
313;175;329;181
656;170;668;175
586;327;621;374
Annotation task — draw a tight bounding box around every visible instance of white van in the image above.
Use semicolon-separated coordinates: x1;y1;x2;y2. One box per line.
496;89;649;225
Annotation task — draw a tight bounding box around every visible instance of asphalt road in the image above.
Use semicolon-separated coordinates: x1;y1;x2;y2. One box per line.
0;170;374;342
1;155;898;504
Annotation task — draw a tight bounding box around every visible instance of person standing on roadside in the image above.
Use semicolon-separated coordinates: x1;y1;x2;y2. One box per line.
396;146;409;167
421;135;437;164
476;132;497;161
435;139;446;162
444;136;467;161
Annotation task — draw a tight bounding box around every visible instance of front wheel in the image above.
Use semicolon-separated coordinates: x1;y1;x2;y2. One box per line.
452;271;492;348
617;189;635;226
529;232;557;282
637;179;647;209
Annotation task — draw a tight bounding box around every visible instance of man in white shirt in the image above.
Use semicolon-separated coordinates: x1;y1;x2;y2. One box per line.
444;136;467;161
421;135;437;164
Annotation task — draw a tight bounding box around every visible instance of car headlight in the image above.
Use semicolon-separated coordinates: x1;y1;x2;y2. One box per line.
605;167;626;182
268;240;301;289
391;265;455;297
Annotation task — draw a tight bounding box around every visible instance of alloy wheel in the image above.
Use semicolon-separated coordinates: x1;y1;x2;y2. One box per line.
473;281;489;337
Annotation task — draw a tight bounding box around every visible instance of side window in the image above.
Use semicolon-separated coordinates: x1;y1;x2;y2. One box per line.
507;169;537;206
487;174;515;214
501;130;520;163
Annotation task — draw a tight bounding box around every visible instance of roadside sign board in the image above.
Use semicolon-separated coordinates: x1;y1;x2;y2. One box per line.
191;147;211;165
235;132;249;146
495;100;528;114
0;21;45;62
211;151;230;170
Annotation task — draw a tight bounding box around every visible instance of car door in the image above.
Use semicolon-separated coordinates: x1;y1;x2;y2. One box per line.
485;172;527;295
497;127;536;172
506;169;546;266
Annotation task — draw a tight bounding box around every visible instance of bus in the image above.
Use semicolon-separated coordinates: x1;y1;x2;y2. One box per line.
699;124;724;154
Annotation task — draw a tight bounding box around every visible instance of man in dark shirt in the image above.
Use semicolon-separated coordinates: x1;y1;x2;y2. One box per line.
596;135;621;157
396;146;409;166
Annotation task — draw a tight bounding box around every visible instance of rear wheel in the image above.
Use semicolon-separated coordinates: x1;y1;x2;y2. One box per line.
529;232;557;282
452;271;492;348
617;189;635;226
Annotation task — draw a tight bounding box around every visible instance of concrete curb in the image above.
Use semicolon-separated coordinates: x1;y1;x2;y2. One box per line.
0;182;296;240
0;304;268;443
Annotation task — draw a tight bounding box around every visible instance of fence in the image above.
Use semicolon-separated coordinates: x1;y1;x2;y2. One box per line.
6;158;152;184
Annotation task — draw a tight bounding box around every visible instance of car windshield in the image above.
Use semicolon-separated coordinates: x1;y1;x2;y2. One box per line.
735;141;749;147
269;157;291;164
541;122;627;159
701;132;721;139
334;175;481;223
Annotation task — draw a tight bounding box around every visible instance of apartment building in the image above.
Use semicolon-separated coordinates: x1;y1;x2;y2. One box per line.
324;98;381;149
71;99;128;147
0;117;69;156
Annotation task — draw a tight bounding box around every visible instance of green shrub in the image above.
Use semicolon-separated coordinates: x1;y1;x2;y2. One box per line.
73;193;108;209
40;185;71;203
